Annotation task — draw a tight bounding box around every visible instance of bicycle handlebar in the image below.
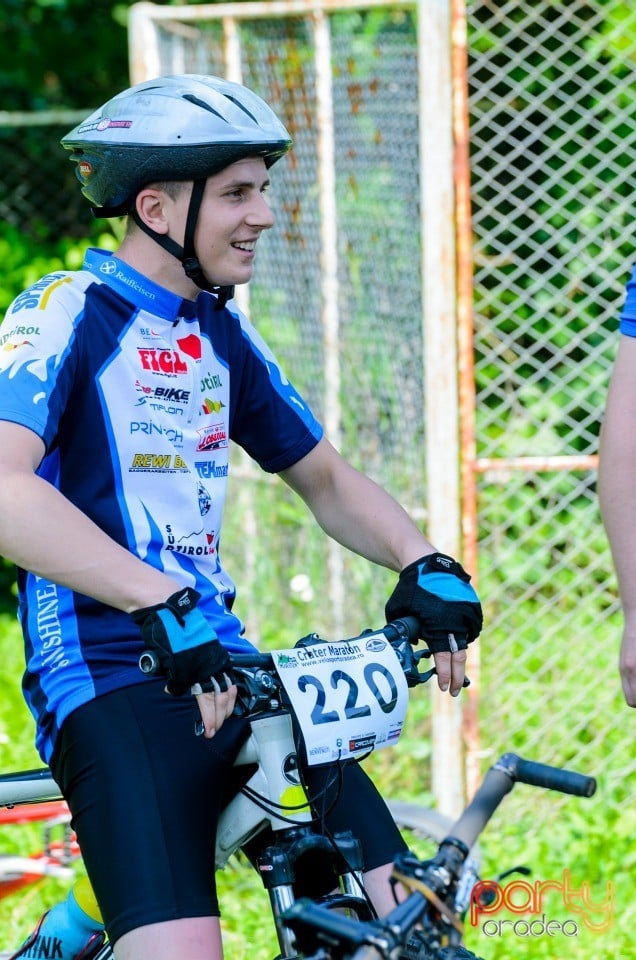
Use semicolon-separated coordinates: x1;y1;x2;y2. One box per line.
283;751;597;960
139;615;429;703
509;753;596;796
446;752;596;851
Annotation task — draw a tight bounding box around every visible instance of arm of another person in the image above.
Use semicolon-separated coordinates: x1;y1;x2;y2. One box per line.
280;435;470;695
599;334;636;706
0;420;235;735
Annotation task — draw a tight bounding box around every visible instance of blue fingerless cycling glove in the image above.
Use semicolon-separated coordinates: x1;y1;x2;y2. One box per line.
385;553;483;653
132;587;230;696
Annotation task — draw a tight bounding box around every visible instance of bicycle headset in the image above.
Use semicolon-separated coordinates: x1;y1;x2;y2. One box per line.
61;74;293;306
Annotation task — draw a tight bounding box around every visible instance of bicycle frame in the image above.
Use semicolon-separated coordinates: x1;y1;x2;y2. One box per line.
217;707;372;955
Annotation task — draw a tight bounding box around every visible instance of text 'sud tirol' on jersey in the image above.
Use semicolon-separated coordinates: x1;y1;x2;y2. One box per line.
0;249;323;762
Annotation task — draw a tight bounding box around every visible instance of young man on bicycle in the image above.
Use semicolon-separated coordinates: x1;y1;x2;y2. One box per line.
0;75;482;960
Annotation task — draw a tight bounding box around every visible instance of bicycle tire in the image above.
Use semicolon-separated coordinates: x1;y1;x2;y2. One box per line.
386;800;482;869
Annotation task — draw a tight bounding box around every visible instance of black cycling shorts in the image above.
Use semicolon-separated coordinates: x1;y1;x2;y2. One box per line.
50;680;407;945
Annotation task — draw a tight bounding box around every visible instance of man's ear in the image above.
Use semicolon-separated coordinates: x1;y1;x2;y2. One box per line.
135;187;170;235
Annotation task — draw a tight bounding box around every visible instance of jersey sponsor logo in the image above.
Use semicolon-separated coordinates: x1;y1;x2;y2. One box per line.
0;325;41;347
10;275;71;313
165;524;216;556
138;348;187;376
34;580;70;673
176;333;202;361
196;423;228;452
134;381;190;414
200;372;223;392
129;422;184;446
102;266;156;301
1;339;34;354
135;381;191;403
198;482;212;516
195;460;229;479
130;453;189;472
134;399;185;416
202;397;225;415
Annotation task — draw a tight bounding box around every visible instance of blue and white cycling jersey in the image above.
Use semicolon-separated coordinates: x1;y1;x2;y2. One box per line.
620;265;636;336
0;248;323;762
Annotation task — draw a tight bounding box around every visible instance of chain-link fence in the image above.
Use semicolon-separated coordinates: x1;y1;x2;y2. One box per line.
466;0;633;782
465;0;635;946
0;111;96;241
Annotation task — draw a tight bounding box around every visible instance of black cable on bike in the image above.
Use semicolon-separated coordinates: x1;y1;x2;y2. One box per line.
292;726;379;921
237;720;348;823
235;733;377;912
238;784;325;827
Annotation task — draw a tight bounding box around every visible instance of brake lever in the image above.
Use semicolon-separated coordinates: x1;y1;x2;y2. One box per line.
413;649;470;687
417;665;470;688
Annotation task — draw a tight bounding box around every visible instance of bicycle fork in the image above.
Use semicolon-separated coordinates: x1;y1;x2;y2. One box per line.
257;828;372;960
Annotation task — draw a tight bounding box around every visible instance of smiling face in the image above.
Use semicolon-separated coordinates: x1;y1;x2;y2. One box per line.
119;156;278;298
174;156;276;289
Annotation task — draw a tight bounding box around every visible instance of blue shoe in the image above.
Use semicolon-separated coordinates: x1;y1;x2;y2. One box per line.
8;906;106;960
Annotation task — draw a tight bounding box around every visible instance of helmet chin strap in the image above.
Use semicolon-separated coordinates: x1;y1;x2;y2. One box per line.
132;178;234;310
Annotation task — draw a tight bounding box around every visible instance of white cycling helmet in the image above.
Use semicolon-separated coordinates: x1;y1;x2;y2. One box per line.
61;75;292;302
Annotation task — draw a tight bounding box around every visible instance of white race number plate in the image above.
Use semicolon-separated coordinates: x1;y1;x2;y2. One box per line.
271;633;409;765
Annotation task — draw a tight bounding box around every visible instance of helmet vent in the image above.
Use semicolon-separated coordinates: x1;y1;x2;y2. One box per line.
182;94;226;120
224;95;259;124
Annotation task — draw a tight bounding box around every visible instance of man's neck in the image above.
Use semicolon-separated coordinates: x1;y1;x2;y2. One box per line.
115;232;200;302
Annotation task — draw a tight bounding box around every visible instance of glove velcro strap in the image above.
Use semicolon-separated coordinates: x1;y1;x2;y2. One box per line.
407;553;470;582
132;587;201;629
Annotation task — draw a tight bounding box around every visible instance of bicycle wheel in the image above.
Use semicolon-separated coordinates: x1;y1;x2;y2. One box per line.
386;800;482;869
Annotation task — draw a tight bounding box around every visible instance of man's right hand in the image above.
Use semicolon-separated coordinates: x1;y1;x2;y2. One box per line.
132;587;237;735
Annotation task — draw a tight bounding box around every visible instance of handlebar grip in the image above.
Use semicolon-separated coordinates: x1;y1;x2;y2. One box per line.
139;649;160;675
510;755;597;797
385;615;421;644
